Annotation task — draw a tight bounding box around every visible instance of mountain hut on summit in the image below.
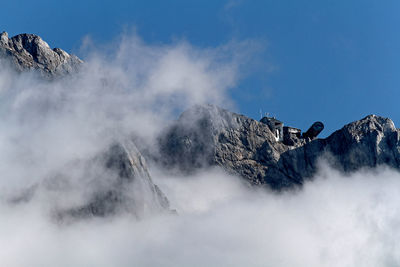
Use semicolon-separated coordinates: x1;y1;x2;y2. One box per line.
260;115;324;146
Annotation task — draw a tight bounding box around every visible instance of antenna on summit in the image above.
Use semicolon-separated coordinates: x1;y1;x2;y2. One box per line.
259;109;263;119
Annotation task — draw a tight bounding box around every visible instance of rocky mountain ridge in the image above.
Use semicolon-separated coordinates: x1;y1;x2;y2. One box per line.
156;104;400;189
3;32;399;218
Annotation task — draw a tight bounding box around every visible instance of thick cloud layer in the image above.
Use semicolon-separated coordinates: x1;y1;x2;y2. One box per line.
1;166;400;266
1;34;400;267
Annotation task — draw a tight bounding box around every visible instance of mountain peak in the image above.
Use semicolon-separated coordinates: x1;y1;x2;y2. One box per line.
0;31;82;77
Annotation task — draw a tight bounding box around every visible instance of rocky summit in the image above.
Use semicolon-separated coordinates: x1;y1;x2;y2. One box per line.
156;104;400;189
0;31;82;77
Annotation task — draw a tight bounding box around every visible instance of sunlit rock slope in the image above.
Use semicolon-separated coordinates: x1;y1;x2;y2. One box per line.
0;32;82;77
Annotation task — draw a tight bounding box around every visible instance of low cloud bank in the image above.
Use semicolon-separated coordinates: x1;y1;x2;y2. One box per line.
0;33;399;267
1;165;400;266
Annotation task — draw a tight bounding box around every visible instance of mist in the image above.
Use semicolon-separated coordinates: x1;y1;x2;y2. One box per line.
2;165;400;267
0;34;400;267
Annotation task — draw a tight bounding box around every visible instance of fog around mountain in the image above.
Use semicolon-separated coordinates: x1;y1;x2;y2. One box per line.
1;33;400;267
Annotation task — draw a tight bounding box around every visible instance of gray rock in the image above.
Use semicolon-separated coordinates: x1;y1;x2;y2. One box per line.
61;140;170;219
156;105;400;189
0;31;82;77
11;140;171;221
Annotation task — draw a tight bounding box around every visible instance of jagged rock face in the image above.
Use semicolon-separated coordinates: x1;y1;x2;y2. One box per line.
157;105;400;189
10;140;171;220
325;115;400;171
62;140;170;219
0;32;82;77
157;104;294;187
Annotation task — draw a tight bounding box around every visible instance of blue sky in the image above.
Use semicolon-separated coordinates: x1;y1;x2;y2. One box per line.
3;0;400;136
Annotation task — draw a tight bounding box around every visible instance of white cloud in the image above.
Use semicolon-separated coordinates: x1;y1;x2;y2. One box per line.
2;165;400;266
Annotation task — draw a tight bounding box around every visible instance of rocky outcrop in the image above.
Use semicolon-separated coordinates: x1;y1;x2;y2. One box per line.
325;115;400;170
156;104;400;189
11;140;171;220
61;140;170;219
0;32;82;77
157;105;288;186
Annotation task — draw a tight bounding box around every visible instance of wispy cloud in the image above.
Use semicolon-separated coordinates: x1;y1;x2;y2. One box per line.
224;0;243;11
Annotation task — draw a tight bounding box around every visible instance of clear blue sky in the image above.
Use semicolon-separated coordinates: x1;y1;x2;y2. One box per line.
3;0;400;136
